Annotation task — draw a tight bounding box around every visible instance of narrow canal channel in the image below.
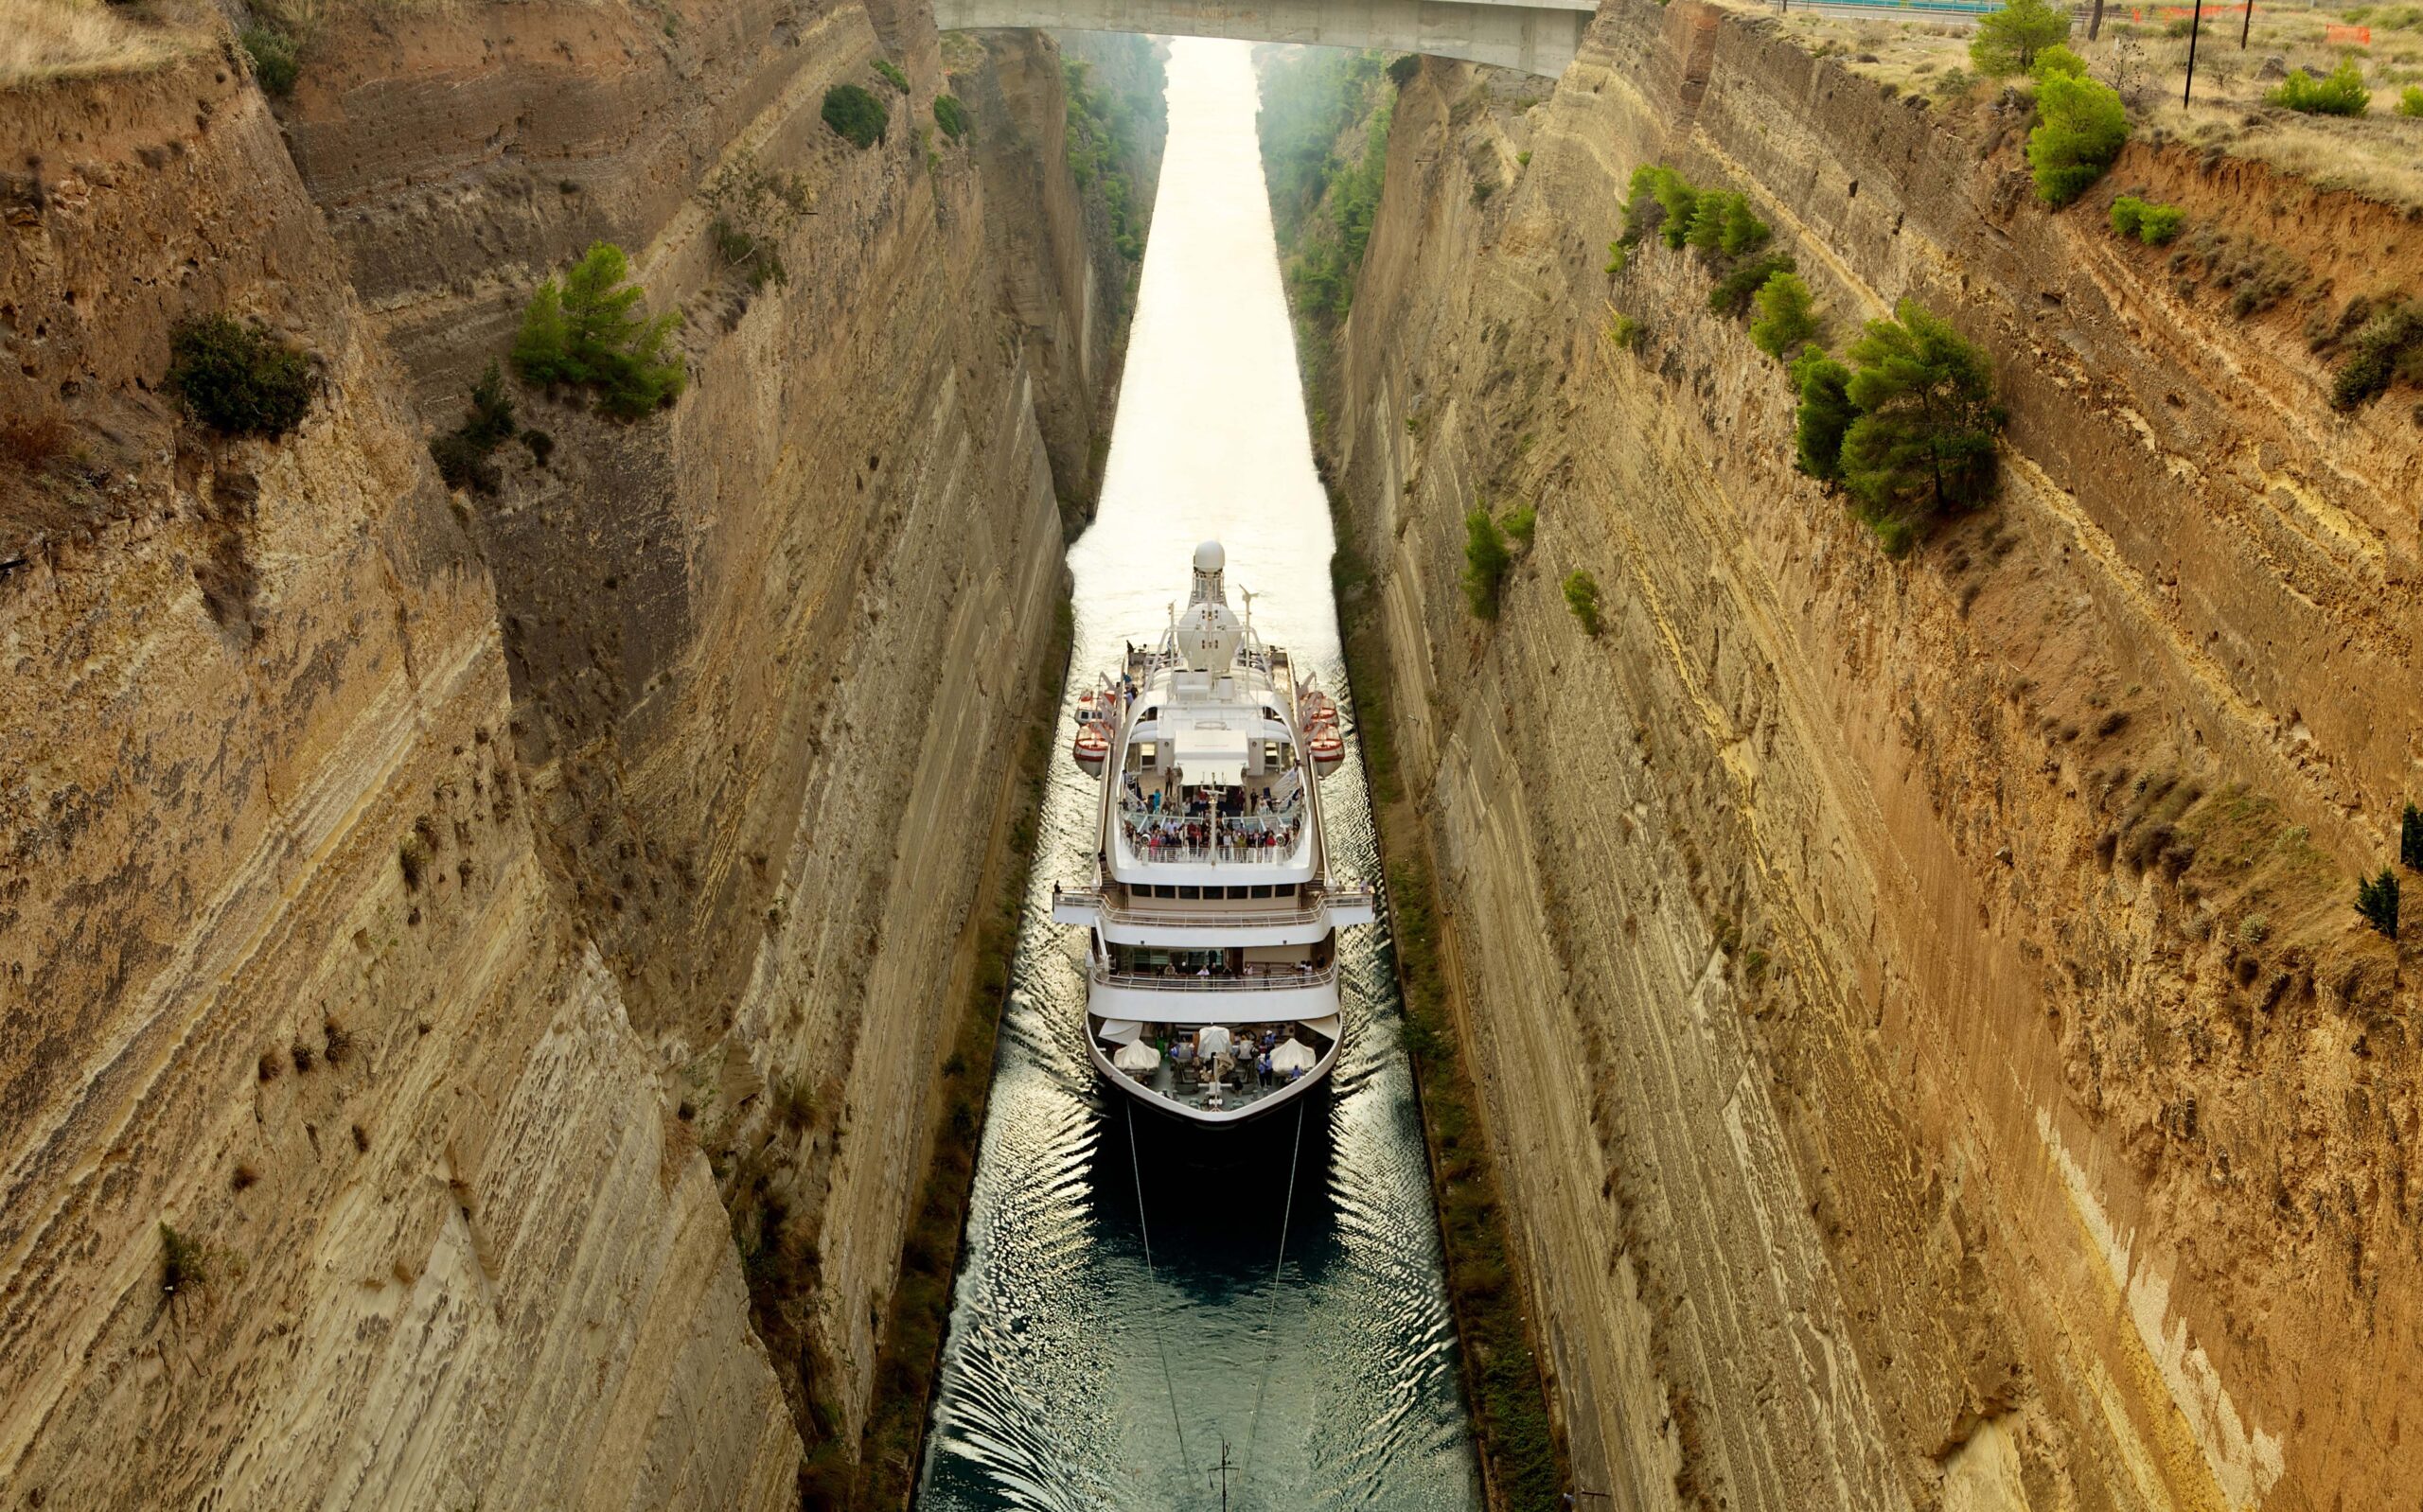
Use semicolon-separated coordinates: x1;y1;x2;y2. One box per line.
916;38;1482;1512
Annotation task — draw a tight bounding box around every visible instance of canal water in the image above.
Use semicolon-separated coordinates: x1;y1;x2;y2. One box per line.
915;38;1481;1512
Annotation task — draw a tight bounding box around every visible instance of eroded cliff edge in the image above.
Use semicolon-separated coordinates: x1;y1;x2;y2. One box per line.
1315;7;2421;1510
0;6;1158;1505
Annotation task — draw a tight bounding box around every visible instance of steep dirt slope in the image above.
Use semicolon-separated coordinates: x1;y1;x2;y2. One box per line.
0;1;1157;1503
0;51;795;1511
1319;6;2422;1511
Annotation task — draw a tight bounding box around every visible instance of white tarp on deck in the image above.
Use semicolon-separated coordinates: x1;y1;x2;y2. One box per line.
1112;1041;1160;1072
1098;1018;1144;1045
1270;1038;1318;1074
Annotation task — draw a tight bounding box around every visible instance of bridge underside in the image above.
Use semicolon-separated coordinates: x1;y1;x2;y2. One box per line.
936;0;1593;74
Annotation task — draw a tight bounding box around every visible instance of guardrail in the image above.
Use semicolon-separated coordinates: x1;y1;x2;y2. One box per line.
1090;960;1340;992
1772;0;2002;15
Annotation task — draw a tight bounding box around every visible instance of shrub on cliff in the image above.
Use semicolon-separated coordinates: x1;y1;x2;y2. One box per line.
2401;801;2423;871
2357;868;2400;938
932;94;971;140
166;314;316;439
1686;190;1770;260
2026;71;2128;205
240;26;299;97
2400;85;2423;117
2031;43;2088;79
2109;195;2184;244
511;243;687;420
1462;508;1512;618
2268;59;2371;115
2328;300;2423;411
1839;299;2005;526
1620;165;1700;251
822;82;889;149
1792;346;1856;482
1709;252;1795;320
1387;53;1421;89
1750;271;1821;360
1971;0;2074;76
874;58;909;92
1562;571;1601;635
430;361;525;495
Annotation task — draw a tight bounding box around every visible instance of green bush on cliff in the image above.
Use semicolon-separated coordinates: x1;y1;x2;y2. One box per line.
1791;346;1856;482
1462;508;1512;618
1562;570;1602;635
1970;0;2074;77
822;83;889;149
2399;84;2423;117
1750;270;1821;360
2031;43;2088;79
932;94;971;140
2327;300;2423;411
2109;195;2185;244
1708;251;1795;319
1686;189;1770;259
874;58;909;92
2026;71;2129;205
1838;299;2005;531
2401;801;2423;871
241;26;300;97
430;360;519;495
1065;57;1157;261
2268;59;2371;115
166;314;316;439
2357;868;2400;938
511;243;687;420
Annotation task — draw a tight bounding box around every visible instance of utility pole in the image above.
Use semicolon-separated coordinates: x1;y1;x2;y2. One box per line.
1210;1438;1239;1512
2240;0;2255;48
2183;0;2205;104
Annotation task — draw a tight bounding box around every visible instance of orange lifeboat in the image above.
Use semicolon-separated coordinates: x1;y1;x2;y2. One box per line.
1306;720;1345;775
1300;689;1336;727
1072;719;1111;774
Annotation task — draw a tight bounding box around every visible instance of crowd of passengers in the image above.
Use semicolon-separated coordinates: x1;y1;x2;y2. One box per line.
1155;1026;1313;1091
1120;781;1300;855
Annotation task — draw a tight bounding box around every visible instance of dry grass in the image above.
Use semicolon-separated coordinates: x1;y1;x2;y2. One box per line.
0;0;212;88
1736;0;2423;209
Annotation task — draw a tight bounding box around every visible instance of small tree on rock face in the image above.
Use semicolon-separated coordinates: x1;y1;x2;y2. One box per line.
2401;801;2423;871
167;315;316;439
2357;868;2400;939
1463;508;1512;619
1791;346;1856;483
1839;300;2005;524
822;83;889;149
1750;271;1821;360
511;243;686;420
1971;0;2075;77
1562;571;1602;635
2027;70;2128;206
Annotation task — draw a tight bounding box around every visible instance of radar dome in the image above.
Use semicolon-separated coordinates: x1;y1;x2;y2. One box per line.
1193;540;1226;575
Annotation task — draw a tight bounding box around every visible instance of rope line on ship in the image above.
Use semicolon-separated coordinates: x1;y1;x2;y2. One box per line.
1127;1099;1195;1481
1241;1097;1307;1486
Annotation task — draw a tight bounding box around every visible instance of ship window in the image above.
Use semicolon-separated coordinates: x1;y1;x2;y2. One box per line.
1250;885;1272;899
1136;741;1158;768
1180;886;1201;901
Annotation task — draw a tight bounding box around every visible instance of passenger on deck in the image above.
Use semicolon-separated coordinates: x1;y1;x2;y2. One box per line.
1256;1050;1271;1087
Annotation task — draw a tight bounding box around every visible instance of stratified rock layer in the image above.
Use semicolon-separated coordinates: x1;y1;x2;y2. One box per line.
1325;6;2420;1510
0;2;1151;1503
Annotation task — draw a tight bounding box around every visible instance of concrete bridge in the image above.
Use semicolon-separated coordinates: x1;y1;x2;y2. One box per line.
935;0;1599;74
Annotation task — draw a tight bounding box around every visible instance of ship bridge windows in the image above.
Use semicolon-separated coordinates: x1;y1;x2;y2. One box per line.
1130;883;1300;901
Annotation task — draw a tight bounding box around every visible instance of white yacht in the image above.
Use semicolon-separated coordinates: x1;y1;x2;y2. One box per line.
1052;541;1376;1127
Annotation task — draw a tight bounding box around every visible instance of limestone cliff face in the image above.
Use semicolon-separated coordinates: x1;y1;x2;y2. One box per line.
1321;7;2421;1511
1;1;1152;1503
0;53;794;1511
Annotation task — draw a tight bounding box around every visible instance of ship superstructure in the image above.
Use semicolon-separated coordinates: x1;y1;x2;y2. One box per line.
1052;541;1375;1127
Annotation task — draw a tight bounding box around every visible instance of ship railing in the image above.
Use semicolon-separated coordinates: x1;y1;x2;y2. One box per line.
1123;839;1304;866
1057;885;1370;928
1089;959;1340;991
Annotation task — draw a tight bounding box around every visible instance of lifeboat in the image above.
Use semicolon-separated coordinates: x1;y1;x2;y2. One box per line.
1299;688;1336;727
1306;720;1345;775
1072;719;1111;774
